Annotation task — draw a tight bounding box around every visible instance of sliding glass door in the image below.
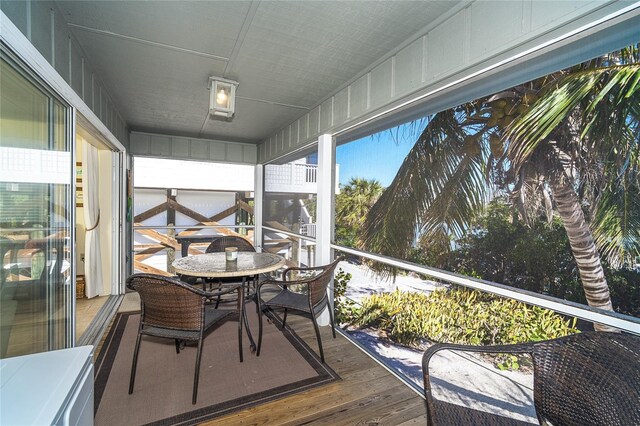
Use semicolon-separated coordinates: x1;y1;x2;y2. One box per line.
0;48;73;358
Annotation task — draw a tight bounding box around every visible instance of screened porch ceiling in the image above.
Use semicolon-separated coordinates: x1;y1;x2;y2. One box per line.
56;1;461;145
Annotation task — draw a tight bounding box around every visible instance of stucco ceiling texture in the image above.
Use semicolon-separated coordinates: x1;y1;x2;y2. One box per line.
56;1;458;144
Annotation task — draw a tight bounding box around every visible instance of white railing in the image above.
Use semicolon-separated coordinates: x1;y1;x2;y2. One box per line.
300;223;316;238
332;244;640;335
265;163;318;193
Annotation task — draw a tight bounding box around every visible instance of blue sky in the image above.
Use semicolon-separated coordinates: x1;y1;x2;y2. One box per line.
335;121;424;187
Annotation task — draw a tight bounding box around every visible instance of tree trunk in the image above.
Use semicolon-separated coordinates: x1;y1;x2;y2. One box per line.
551;177;616;332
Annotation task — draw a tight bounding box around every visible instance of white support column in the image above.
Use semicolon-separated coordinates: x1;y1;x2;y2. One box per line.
254;164;264;252
316;134;335;326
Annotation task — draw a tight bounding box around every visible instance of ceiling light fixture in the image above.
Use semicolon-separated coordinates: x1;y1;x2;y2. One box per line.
208;76;238;119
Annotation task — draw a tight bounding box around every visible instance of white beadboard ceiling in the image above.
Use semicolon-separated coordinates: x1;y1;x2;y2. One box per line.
56;1;460;144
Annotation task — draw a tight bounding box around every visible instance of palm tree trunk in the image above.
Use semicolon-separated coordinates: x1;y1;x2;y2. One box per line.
551;177;616;332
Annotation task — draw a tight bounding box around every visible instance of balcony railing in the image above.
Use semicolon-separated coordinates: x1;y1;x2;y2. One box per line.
265;163;318;193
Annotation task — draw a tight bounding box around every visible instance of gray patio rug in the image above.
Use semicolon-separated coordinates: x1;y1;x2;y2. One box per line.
94;308;339;425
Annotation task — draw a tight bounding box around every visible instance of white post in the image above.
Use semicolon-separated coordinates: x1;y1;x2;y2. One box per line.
254;164;263;252
316;134;335;326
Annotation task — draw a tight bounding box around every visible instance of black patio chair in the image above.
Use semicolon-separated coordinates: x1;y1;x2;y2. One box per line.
422;332;640;425
126;273;242;404
256;257;343;363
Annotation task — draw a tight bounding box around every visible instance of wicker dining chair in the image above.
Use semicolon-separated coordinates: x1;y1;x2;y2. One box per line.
204;235;257;306
126;273;242;404
205;235;256;254
256;257;343;363
422;332;640;426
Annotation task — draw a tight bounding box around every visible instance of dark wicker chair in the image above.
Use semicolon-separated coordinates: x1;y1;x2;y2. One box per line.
422;332;640;426
256;257;343;363
204;235;257;306
205;235;256;254
126;273;242;404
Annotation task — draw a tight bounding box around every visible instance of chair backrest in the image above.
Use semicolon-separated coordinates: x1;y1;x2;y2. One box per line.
205;236;255;253
126;274;204;331
308;258;342;308
531;332;640;426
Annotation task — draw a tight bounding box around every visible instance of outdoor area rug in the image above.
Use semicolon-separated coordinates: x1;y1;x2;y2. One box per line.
94;308;339;425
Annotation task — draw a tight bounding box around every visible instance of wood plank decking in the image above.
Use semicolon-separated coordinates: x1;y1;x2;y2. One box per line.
102;292;427;425
202;314;427;426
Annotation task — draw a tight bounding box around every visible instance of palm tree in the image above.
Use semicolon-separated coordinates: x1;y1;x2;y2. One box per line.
360;46;640;328
337;178;384;229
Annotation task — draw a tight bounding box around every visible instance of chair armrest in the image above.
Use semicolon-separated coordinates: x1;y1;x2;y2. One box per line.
422;341;536;369
281;256;344;281
422;342;538;426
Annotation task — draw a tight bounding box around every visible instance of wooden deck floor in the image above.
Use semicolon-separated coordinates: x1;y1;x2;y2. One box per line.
202;314;427;426
103;292;427;425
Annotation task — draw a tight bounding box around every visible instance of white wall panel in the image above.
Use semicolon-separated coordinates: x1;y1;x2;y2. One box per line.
369;58;393;109
320;98;333;130
171;139;190;158
333;89;349;125
290;122;298;147
227;144;243;162
70;39;83;96
54;11;69;81
82;62;92;108
210;141;227;161
530;1;595;30
349;74;369;119
258;0;634;164
309;106;320;137
470;1;525;61
298;115;308;144
243;144;257;163
283;126;291;150
1;1;27;35
395;37;424;96
30;2;52;64
129;132;257;164
191;139;208;158
426;9;467;80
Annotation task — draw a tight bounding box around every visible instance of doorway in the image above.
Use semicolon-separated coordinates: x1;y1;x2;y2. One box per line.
74;123;122;343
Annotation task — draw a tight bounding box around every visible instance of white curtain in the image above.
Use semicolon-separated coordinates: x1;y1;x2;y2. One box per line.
82;139;102;298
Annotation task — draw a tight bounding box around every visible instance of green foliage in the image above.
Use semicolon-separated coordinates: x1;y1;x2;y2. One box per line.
449;199;584;302
335;178;384;247
354;288;578;347
432;198;640;316
333;268;360;323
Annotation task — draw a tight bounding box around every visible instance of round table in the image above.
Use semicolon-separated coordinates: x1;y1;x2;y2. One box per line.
172;252;285;278
172;252;286;356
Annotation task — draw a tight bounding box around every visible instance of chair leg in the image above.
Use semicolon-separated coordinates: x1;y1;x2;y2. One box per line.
282;308;288;328
237;287;243;363
257;299;264;357
328;306;337;338
311;314;325;363
129;333;142;394
175;339;181;354
193;338;204;405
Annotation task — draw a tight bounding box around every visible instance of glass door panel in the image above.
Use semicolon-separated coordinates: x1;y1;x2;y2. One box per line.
0;51;73;358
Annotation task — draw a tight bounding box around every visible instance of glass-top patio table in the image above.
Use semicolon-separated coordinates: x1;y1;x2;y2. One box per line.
172;252;286;357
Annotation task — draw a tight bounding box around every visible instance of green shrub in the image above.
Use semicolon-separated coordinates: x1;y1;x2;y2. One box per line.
334;268;360;323
354;287;578;347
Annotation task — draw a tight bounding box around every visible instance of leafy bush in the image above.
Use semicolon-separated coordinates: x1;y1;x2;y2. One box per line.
334;268;360;323
354;287;578;347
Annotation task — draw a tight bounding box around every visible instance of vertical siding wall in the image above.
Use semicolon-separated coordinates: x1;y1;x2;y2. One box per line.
258;0;630;163
1;1;128;147
130;131;257;165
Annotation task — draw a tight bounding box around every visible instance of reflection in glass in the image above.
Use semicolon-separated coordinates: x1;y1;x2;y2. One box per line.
0;54;72;358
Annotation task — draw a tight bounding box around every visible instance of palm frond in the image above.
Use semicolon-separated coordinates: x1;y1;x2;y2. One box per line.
360;110;490;270
507;64;640;170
